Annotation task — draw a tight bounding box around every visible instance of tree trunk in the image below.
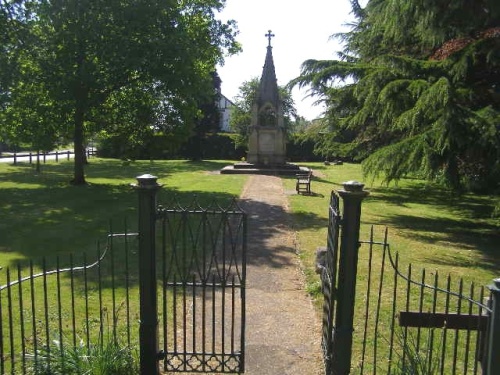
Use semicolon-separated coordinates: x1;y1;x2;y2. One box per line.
72;103;86;185
73;19;87;186
36;151;41;173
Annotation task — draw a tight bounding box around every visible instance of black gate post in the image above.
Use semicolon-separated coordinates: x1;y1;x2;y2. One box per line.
331;181;369;374
485;278;500;374
134;174;162;375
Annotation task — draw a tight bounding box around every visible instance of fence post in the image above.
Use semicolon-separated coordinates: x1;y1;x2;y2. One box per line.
331;181;369;374
485;278;500;374
134;174;162;375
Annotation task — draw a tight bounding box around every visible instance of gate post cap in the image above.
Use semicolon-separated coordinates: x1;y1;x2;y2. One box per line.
343;181;365;191
133;174;162;189
338;180;370;198
490;278;500;291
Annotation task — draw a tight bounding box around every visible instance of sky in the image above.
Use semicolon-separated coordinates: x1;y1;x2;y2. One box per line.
216;0;358;120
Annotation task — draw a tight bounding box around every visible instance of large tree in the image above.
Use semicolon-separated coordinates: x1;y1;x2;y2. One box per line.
291;0;500;191
1;0;239;184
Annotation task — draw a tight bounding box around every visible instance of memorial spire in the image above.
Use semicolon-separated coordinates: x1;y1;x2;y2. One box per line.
258;30;280;107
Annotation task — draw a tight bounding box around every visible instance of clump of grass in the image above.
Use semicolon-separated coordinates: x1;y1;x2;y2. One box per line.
30;305;139;374
28;331;138;374
391;328;442;375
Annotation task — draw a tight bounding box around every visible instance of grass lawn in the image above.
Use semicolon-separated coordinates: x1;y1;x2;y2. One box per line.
284;162;500;373
0;158;248;372
283;162;500;296
0;158;498;373
1;157;498;298
0;158;246;270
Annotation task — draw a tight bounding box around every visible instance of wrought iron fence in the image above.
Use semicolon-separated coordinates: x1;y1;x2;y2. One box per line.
353;228;491;374
320;183;500;375
0;231;139;374
0;175;246;375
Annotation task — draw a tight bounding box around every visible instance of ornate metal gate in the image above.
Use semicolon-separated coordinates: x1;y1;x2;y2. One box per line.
157;200;247;373
318;182;369;374
319;191;341;374
135;175;246;374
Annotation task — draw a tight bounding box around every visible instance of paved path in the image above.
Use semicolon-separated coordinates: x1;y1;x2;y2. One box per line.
238;175;324;375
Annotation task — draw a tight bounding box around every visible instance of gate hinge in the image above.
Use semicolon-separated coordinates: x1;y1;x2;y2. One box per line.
157;350;166;361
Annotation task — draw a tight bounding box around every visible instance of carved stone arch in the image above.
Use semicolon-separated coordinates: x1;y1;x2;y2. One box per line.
258;102;277;126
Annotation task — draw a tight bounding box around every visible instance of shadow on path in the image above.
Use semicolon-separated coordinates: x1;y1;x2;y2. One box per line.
238;175;324;375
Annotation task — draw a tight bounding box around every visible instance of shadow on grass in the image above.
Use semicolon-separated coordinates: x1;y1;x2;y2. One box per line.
0;160;333;289
369;184;495;216
85;159;231;180
366;184;500;271
0;160;240;272
2;159;233;183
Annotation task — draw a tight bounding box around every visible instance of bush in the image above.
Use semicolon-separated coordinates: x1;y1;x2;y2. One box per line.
98;132;246;161
287;134;322;162
96;132;187;160
97;130;328;162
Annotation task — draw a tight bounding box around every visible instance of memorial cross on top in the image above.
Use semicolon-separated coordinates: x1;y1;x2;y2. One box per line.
265;30;275;46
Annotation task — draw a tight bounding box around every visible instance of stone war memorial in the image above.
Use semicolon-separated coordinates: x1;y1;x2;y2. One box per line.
221;31;310;175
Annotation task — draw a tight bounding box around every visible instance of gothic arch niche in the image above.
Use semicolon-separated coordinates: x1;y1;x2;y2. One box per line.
258;103;277;127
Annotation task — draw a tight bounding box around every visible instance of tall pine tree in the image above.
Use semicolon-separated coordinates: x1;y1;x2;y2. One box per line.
291;0;500;191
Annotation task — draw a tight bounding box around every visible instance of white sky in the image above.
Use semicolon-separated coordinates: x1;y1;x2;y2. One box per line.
216;0;358;120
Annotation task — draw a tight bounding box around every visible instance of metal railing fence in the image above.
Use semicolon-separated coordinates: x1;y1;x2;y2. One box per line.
0;231;139;374
353;228;492;374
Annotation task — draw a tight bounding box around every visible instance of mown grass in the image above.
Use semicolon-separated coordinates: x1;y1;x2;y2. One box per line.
2;159;498;308
1;158;498;373
0;159;246;268
284;162;500;296
0;158;247;373
284;162;499;374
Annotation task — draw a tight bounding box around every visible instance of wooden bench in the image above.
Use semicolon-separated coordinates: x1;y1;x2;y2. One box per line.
296;171;312;195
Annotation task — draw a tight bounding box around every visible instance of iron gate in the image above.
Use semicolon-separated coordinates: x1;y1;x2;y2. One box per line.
320;191;341;374
156;198;246;373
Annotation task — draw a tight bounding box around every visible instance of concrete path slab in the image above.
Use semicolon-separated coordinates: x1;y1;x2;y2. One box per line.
238;175;323;375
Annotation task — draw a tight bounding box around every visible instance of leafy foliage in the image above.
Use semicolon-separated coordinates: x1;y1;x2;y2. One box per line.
0;0;239;184
290;0;500;192
185;71;223;161
29;306;138;375
29;335;139;375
